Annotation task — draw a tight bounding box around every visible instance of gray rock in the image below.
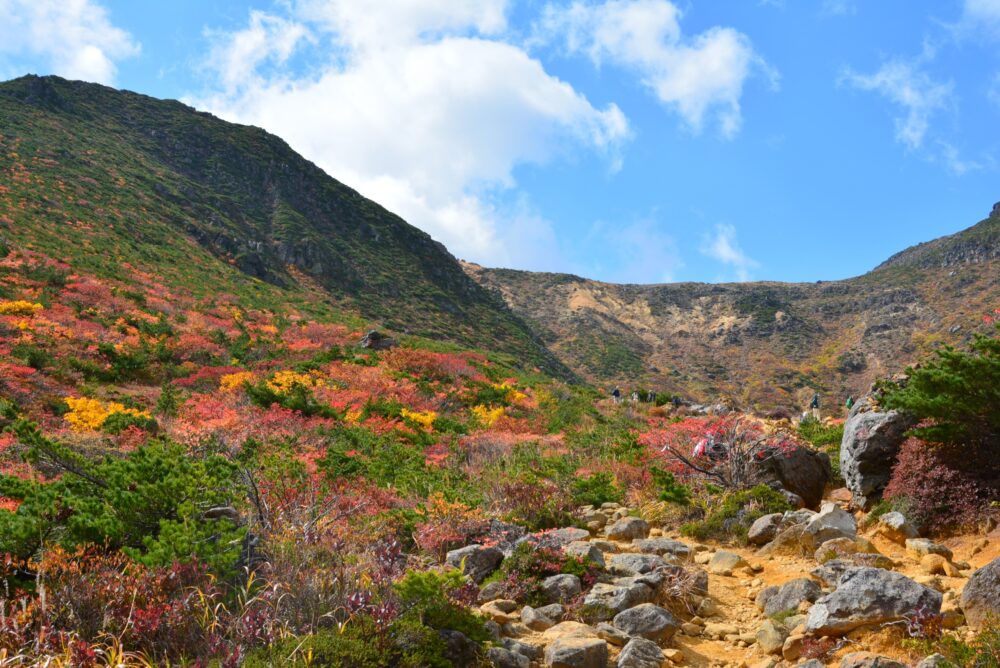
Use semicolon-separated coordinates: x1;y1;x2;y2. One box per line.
795;661;825;668
760;523;817;557
806;567;943;635
752;442;833;509
756;619;789;655
544;637;608;668
708;550;748;575
439;629;480;667
876;511;918;544
534;527;592;549
906;538;953;561
607;553;666;576
811;559;853;587
606;517;650;541
488;647;530;668
616;637;665;668
537;603;565;620
502;638;543;660
446;544;504;583
914;654;948;668
583;582;654;620
961;555;1000;629
840;406;916;510
748;513;784;546
541;574;583;603
522;605;556;631
838;652;908;668
612;603;680;643
480;580;505;602
803;502;857;544
756;578;822;616
631;537;691;559
596;622;630;646
565;541;606;568
784;509;818;525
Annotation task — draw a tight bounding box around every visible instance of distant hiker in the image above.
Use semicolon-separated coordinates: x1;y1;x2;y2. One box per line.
809;392;820;419
612;386;621;404
845;395;855;411
630;391;639;403
672;396;682;409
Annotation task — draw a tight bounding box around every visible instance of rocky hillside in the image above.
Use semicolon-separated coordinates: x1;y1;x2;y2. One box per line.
465;212;1000;409
0;75;569;378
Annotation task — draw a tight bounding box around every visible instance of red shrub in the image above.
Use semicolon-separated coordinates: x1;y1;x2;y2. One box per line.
884;437;997;530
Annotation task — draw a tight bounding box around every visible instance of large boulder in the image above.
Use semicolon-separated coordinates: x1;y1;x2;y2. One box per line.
607;553;665;576
606;517;650;541
616;637;665;668
748;513;784;546
446;544;504;583
756;578;823;616
806;567;942;635
583;582;654;620
960;555;1000;629
840;405;916;510
612;603;680;643
544;638;608;668
541;574;583;603
753;443;833;509
707;550;748;575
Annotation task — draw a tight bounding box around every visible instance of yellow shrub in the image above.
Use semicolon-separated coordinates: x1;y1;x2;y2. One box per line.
219;371;256;393
401;408;437;429
266;370;322;394
492;382;527;403
471;404;504;427
64;397;151;432
0;300;43;316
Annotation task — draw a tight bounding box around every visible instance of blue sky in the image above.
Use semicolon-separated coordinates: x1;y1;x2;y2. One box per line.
2;1;999;284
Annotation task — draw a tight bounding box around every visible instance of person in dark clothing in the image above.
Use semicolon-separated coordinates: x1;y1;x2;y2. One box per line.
809;392;820;419
611;386;621;404
845;395;855;411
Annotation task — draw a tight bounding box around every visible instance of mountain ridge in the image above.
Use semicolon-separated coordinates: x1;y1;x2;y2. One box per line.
0;74;572;379
465;214;1000;408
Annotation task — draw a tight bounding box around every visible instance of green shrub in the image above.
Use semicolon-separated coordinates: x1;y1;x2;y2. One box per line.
101;411;158;434
680;484;791;543
0;421;243;574
246;380;340;418
394;569;489;643
880;323;1000;449
570;472;624;507
905;618;1000;668
651;467;692;506
242;618;388;668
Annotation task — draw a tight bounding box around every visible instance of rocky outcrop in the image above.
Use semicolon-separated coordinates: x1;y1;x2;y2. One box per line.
840;405;916;510
806;567;942;635
756;578;822;616
961;555;1000;629
612;603;680;643
616;637;665;668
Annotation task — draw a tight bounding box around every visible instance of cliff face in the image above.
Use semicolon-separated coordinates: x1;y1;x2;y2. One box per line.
466;214;1000;408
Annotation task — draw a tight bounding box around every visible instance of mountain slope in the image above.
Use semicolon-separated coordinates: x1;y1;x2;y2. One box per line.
0;75;570;378
465;213;1000;409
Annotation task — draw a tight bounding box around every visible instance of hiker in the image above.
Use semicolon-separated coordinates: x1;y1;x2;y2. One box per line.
809;392;820;419
672;396;681;409
611;386;621;404
845;395;855;411
630;391;639;403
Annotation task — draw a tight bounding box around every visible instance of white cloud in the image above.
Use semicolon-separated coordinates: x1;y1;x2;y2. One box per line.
700;223;758;281
821;1;857;17
192;1;629;268
936;140;984;175
839;59;952;150
542;0;776;138
960;0;1000;37
0;0;138;84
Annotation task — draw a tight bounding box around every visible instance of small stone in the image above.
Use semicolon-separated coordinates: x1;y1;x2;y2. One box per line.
782;635;804;662
694;552;713;565
522;606;555;631
663;648;684;663
748;513;784;546
921;554;962;577
488;647;530;668
596;622;629;647
481;600;520;623
704;622;739;640
681;622;702;636
875;511;918;544
756;620;788;655
542;574;583;603
565;541;606;568
446;544;504;583
616;637;665;668
906;538;953;561
838;652;907;668
501;622;532;638
708;550;748;575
